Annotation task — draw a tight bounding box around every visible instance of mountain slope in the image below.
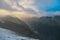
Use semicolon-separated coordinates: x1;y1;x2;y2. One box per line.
0;15;39;39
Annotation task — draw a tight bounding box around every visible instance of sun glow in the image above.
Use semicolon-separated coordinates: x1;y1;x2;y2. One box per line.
0;9;38;21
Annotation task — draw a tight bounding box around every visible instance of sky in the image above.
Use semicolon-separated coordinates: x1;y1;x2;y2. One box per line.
0;0;60;16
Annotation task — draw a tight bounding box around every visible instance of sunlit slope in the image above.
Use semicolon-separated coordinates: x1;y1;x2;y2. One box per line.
0;9;38;21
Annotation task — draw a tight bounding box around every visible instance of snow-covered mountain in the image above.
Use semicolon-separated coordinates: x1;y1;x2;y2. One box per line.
0;28;38;40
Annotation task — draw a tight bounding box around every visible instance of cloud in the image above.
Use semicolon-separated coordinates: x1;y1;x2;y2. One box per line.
34;0;60;16
54;11;60;15
0;9;38;21
36;0;60;12
1;0;60;16
3;0;36;12
0;0;45;17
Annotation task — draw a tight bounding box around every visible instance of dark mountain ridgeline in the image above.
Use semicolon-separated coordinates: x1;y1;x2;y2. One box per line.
30;15;60;40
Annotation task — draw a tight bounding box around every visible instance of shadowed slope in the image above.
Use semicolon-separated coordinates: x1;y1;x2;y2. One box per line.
30;15;60;40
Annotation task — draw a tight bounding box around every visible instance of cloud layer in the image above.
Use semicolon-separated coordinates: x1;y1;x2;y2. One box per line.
0;0;60;16
0;0;45;17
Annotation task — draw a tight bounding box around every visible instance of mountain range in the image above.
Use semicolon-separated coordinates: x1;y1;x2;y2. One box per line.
0;14;60;40
30;15;60;40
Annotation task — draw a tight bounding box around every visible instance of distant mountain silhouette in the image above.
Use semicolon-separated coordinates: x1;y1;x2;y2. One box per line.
30;15;60;40
0;16;39;39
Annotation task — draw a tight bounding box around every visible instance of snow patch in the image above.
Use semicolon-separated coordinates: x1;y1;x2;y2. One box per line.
0;28;39;40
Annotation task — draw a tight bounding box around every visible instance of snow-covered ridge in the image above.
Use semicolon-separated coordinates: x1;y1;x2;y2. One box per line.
0;28;39;40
